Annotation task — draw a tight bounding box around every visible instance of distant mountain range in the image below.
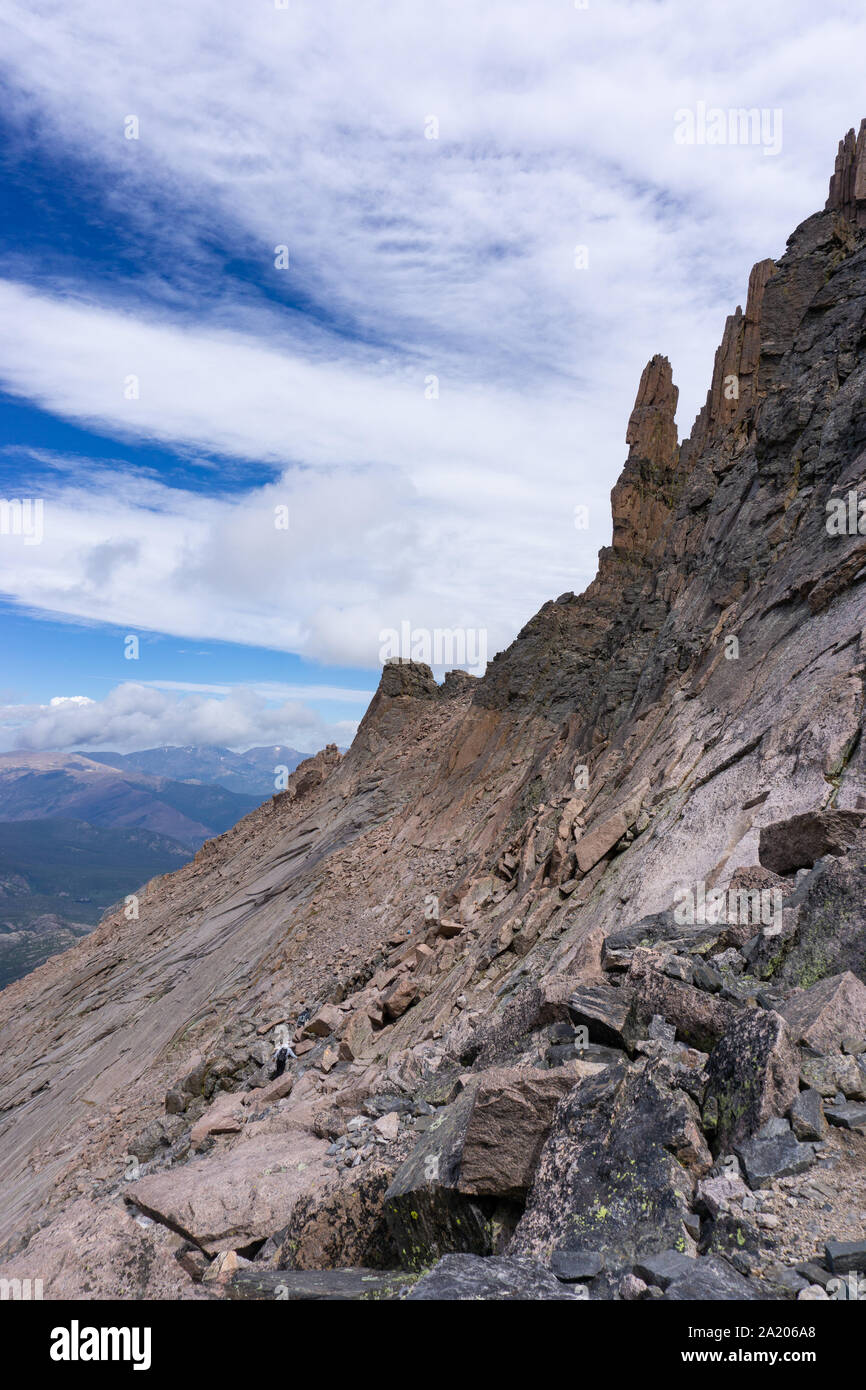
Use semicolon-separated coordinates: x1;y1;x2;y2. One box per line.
0;750;263;848
0;743;309;987
87;743;308;797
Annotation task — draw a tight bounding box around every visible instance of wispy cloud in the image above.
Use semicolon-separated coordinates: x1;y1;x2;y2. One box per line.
0;0;863;673
139;679;375;703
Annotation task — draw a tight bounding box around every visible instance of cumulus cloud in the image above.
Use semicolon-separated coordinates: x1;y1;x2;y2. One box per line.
0;683;356;755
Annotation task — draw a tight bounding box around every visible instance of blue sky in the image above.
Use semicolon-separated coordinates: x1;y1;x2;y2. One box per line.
0;0;864;753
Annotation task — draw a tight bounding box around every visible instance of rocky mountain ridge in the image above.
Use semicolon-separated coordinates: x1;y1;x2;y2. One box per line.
1;123;866;1301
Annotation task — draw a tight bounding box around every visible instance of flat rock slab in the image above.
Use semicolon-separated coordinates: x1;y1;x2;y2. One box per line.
825;1239;866;1274
406;1254;585;1301
634;1249;700;1290
223;1268;416;1300
576;811;628;875
795;1261;833;1289
824;1100;866;1131
189;1091;246;1146
550;1249;604;1281
663;1256;761;1301
781;972;866;1054
734;1128;816;1189
131;1133;331;1253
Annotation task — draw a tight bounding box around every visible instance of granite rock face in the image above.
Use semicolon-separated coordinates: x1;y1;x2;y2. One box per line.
826;120;866;230
2;123;866;1302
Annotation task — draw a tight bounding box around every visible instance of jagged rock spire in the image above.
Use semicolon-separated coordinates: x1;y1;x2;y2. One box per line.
610;354;680;559
826;119;866;229
682;257;776;465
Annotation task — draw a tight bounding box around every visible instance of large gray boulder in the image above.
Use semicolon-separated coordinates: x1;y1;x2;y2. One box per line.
703;1009;800;1151
384;1065;581;1265
510;1057;710;1272
750;847;866;988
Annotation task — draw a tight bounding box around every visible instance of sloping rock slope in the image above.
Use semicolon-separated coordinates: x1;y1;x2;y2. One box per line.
2;123;866;1301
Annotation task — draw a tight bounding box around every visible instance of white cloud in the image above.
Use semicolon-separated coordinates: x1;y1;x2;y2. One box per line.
140;679;375;703
0;1;863;668
0;683;355;754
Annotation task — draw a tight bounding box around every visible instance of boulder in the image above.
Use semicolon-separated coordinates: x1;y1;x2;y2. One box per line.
568;984;632;1049
663;1255;761;1300
799;1052;866;1099
750;847;866;988
130;1133;331;1253
510;1057;709;1272
780;971;866;1053
625;949;737;1052
550;1249;604;1281
575;810;629;874
383;1087;501;1265
406;1253;585;1301
824;1100;866;1132
703;1010;800;1151
695;1172;752;1219
373;1111;400;1142
734;1122;816;1189
304;1004;343;1038
759;810;864;876
789;1088;826;1141
189;1091;245;1146
458;1067;581;1197
242;1074;293;1107
384;1065;579;1264
825;1239;866;1274
339;1009;375;1061
382;979;419;1021
634;1248;698;1290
